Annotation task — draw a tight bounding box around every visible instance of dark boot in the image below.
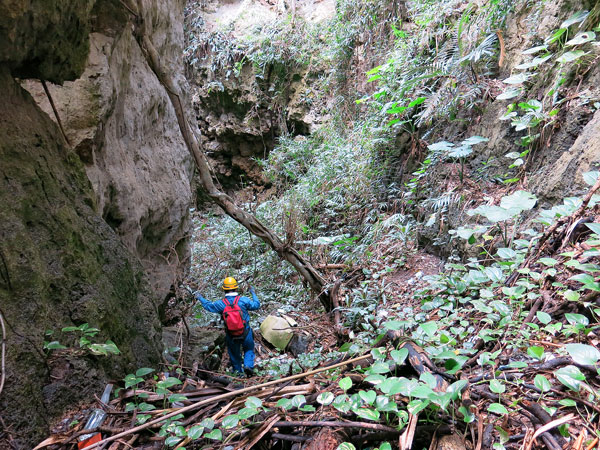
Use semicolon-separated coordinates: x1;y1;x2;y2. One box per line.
244;367;254;377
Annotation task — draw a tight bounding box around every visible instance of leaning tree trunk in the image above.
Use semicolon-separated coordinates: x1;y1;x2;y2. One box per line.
125;0;331;311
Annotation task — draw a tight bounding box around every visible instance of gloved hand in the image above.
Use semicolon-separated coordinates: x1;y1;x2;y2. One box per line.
249;285;256;294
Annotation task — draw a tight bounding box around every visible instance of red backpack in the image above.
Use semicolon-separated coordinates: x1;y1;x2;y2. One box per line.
222;296;246;337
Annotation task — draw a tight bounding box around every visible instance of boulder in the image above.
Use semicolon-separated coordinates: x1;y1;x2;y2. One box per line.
288;334;310;357
259;315;294;350
162;326;225;370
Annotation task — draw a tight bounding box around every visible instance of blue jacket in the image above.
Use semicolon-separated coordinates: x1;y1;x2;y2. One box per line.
196;290;260;326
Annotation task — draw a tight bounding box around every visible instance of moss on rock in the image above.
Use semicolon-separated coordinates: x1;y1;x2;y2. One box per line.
0;69;162;448
0;0;96;83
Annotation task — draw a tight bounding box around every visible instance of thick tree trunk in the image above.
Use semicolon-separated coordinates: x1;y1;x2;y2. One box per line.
126;0;331;310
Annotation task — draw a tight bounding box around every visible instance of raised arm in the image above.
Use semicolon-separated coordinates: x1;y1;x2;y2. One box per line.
195;292;224;314
244;286;261;311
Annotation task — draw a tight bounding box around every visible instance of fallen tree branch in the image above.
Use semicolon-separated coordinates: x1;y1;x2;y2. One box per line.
120;0;332;310
78;354;371;449
315;264;349;270
330;279;346;336
509;176;600;285
273;420;398;432
271;433;312;443
519;291;547;330
245;414;280;449
524;414;575;450
399;413;418;450
522;401;567;448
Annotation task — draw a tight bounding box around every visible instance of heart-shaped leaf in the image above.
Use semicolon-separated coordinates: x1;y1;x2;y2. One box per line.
461;136;489;146
419;321;438;337
354;408;380;421
527;346;545;360
159;377;183;389
561;11;589;28
165;436;182;447
565;343;600;366
488;403;508;415
168;394;187;404
339;377;353;391
504;73;533;85
566;31;596;46
238;407;259;419
390;348;409;365
276;398;292;409
135;368;154;377
557;50;587;63
333;394;351;413
205;429;222;440
555;365;586;391
291;394;307;408
200;418;214;430
523;45;548;55
497;248;517;259
565;313;589;326
187;425;204;440
317;392;335;405
534;374;552;392
369;361;391;374
497;88;522;100
428;141;455;151
222;414;239;429
569;274;600;291
359;390;377;405
489;379;506;394
536;311;552;324
500;190;537;211
245;396;262;409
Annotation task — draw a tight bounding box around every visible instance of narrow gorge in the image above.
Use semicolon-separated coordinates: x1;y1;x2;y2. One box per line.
1;0;600;449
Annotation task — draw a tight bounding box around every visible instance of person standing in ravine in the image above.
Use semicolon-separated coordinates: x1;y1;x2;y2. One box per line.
195;277;260;377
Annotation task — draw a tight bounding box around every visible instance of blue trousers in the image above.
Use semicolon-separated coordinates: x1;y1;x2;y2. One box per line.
225;328;255;373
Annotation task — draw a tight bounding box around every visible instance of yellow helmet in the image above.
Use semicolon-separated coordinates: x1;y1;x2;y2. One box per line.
222;277;238;290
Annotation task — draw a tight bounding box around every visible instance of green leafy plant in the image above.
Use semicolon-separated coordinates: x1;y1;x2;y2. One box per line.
43;323;120;356
466;190;537;247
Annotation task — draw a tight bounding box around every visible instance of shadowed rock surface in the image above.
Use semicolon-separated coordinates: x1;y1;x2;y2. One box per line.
0;0;193;446
22;0;194;305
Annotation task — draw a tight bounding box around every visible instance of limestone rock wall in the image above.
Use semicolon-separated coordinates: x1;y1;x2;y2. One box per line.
184;0;327;191
23;0;194;302
0;0;95;83
189;60;315;189
531;108;600;199
0;63;164;450
0;0;194;446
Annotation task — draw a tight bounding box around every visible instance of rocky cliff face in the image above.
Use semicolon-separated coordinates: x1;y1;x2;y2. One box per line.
184;0;330;192
392;0;600;253
23;0;193;305
0;0;193;446
468;0;600;203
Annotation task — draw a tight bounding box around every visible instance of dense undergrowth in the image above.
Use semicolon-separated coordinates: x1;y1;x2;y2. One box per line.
21;1;600;449
180;0;600;447
58;0;600;449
